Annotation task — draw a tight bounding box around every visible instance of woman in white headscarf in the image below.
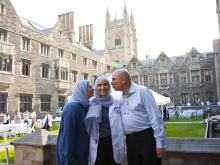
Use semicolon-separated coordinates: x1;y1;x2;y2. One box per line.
56;80;94;165
85;76;126;165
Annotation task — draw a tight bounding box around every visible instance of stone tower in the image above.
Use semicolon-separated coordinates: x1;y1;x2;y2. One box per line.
105;3;138;64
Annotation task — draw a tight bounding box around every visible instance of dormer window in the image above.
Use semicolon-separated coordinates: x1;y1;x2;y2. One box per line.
160;59;166;65
132;62;136;69
191;55;197;63
160;73;167;85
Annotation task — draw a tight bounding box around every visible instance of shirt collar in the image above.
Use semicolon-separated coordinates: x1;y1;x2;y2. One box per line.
123;82;138;97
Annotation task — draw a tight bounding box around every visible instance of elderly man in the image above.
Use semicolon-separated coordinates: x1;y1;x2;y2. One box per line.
111;69;166;165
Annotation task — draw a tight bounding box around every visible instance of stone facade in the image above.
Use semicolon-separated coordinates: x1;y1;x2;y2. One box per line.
122;49;217;106
0;0;116;116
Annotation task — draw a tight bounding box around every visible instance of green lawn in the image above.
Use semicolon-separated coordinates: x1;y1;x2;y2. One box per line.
0;148;14;164
0;137;17;144
165;123;206;138
51;123;60;134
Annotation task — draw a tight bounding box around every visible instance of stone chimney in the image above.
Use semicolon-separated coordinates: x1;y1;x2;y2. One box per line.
79;24;94;50
58;12;75;42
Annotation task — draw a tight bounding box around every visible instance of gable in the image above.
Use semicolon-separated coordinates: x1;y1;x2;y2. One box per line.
0;0;23;28
47;19;72;48
185;47;204;63
127;57;144;70
154;52;173;66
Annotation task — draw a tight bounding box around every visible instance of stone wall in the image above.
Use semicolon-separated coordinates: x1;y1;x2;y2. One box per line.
163;138;220;165
12;129;56;165
14;145;50;165
12;130;220;165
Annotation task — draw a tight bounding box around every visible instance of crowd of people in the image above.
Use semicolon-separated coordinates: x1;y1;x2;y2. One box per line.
56;69;166;165
2;110;53;132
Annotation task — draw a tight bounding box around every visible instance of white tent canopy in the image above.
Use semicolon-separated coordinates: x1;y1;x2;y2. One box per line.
108;75;171;106
149;89;171;106
111;88;171;106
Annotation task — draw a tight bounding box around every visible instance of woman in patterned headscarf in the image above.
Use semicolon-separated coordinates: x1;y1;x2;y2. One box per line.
85;76;126;165
56;80;94;165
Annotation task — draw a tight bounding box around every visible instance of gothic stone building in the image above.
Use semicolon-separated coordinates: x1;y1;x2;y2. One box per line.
0;0;115;116
123;48;217;106
0;0;139;116
106;1;218;106
0;0;219;116
114;2;220;106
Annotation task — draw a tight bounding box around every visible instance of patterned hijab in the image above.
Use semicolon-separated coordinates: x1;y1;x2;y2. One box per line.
69;80;90;108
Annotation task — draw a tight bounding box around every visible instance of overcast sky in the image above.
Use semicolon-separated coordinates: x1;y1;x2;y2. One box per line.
10;0;219;60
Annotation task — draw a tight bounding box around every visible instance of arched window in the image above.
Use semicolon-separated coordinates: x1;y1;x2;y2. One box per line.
115;35;121;46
